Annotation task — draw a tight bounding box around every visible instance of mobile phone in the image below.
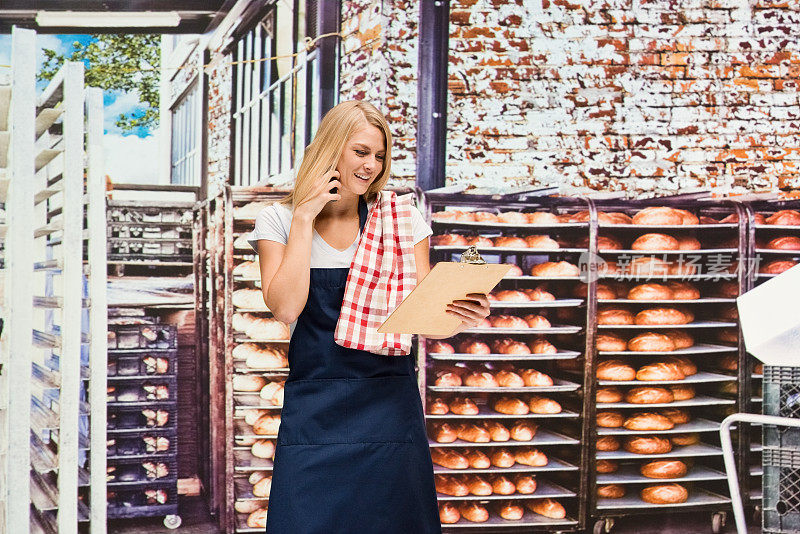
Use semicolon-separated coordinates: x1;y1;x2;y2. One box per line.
329;166;339;195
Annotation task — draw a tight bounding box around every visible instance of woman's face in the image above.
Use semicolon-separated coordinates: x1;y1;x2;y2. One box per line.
335;123;386;197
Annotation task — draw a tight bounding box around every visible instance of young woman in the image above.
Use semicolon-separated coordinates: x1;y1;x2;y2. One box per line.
249;100;490;533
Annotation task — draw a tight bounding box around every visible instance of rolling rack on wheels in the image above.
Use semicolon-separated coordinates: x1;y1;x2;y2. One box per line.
421;186;590;532
583;195;748;534
106;321;181;529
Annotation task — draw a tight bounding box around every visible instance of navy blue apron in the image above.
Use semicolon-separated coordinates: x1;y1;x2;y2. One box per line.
266;198;441;534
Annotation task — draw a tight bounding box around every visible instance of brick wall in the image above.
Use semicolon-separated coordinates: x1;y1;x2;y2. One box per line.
206;50;232;198
445;0;800;195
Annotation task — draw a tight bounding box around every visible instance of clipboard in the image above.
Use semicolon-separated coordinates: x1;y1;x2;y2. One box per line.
377;261;512;336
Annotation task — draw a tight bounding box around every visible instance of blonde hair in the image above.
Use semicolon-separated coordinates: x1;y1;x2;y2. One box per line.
282;100;392;206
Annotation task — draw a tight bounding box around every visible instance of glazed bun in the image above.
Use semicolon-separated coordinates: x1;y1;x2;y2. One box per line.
428;341;455;354
427;398;449;415
527;211;561;224
489;314;530;329
528;396;563;414
640;460;688;479
597;360;637;381
473;211;499;223
663;329;695;349
432;234;469;246
760;260;798;274
525;235;560;249
492;338;532;355
766;209;800;226
451;397;480;415
597;436;621;451
491;289;529;302
623;412;675;431
597;387;624;403
632;233;680;251
625;387;675;404
493;397;530;415
530;261;581;277
669;385;696;401
597;410;625;428
523;287;556;301
491;448;517;468
529;338;558;354
598;307;635;325
439;502;461;524
596;459;619;473
498;211;529;225
596;333;629;352
521;368;554;387
493;236;528;248
628;256;670;277
676;236;702;250
598;484;626;499
627;283;674;301
766;236;800;250
624;436;672;454
628;333;676;352
524;314;552;329
632;207;684;226
458;339;491;354
641;483;689;504
665;281;700;300
636;362;685;381
634;307;690;326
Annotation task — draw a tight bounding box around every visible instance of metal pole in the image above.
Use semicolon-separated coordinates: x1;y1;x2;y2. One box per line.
317;0;340;118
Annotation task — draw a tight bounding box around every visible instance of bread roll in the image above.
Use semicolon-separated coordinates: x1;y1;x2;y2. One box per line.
528;395;562;414
521;368;554;387
435;372;462;387
503;263;524;277
597;410;624;428
457;339;491;354
233;260;261;279
596;459;619;473
635;307;690;325
628;256;671;277
523;287;556;302
524;314;552;329
666;281;700;300
492;338;531;355
430;448;469;469
597;436;621;451
233;375;268;392
676;235;702;250
435;475;469;496
640;483;688;504
245;318;290;340
253;414;281;435
767;209;800;226
525;235;560;249
449;397;479;416
465;235;494;248
485;421;511;442
235;500;266;514
628;333;676;352
252;476;272;498
510;420;538;441
465;449;491;469
495;370;524;388
432;423;458;443
527;211;561;224
493;236;528;248
717;328;739;344
439;502;461;524
632;207;684;225
568;210;592;222
623;436;672;454
513;474;538;494
623;412;675;431
530;261;580;277
673;209;700;225
515;447;548;467
597;484;626;498
428;398;449;415
640;460;688;479
699;215;719;224
465;474;493;496
760;259;798;274
598;307;635;325
607;212;634;224
625;387;675;404
498;211;529;224
597;387;624;403
428;341;455;354
244;346;289;369
458;502;489;523
597;360;636;381
632;233;680;251
670;433;700;446
491;290;529;303
493;397;529;415
247;509;268;528
527;498;566;519
488;314;528;329
491;448;517;468
473;211;499;223
596;333;629;352
464;371;499;388
627;283;674;301
663;329;695;349
431;234;469;246
766;236;800;250
662;355;697;376
457;423;491;443
491;475;517;495
660;408;691;425
636;362;685;381
251;439;275;459
669;385;696;401
529;338;558;354
232;288;269;310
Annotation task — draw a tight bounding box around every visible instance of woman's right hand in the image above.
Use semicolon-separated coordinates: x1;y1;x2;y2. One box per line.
294;169;341;220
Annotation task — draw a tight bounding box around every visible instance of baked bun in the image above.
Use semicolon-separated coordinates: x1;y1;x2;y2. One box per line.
597;436;621;451
598;307;635;325
510;420;538;441
711;281;739;298
670;433;700;446
527;498;566;519
666;282;700;300
528;395;562;414
473;211;499;223
253;414;281;435
598;484;626;499
431;234;469;246
640;460;688;479
435;372;462;387
627;283;674;300
674;209;700;225
628;333;676;352
569;210;592;223
718;354;738;371
504;263;524;277
597;387;624;403
525;235;560;249
766;236;800;250
523;287;556;301
427;398;449;415
428;341;455;354
235;500;266;514
605;212;634;224
490;290;529;302
491;448;517;468
574;235;623;250
717;328;739;344
628;256;670;277
699;215;719;224
233;260;261;279
439;502;461;524
669;385;696;401
432;423;458;443
641;483;688;504
624;436;672;454
521;368;554;387
252;479;273;501
597;410;625;428
451;397;480;415
529;338;558;354
458;339;491;354
767;209;800;226
491;478;516;497
232;288;269;310
625;387;675;404
493;236;528;248
632;233;680;251
515;447;548;467
496;370;525;388
251;439;276;459
663;329;695;349
598;283;618;300
465;474;493;495
436;475;470;496
464;236;493;249
596;459;619;473
660;408;691;425
530;261;580;277
233;375;268;392
523;314;552;329
760;259;798;274
259;382;284;405
632;207;684;225
498;211;529;225
623;412;675;431
636;362;685;381
489;314;529;329
635;308;690;325
245;317;290;340
676;235;702;250
527;211;561;224
432;210;460;221
662;355;697;376
597;360;637;381
465;449;491;469
596;333;629;352
493;397;530;415
246;509;268;528
456;423;491;443
492;338;531;355
497;501;525;520
512;474;537;494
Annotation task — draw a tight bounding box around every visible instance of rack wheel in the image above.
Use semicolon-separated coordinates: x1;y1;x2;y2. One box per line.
593;518;615;534
164;515;182;529
711;511;725;534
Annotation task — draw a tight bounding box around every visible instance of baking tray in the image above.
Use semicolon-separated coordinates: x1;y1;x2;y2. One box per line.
599;274;738;281
597;321;737;330
597;463;727;485
232;307;270;313
234;393;283;410
598;343;738;356
596;418;720;436
233;362;290;374
440;510;578;529
436;479;575;501
431;220;587;230
234;337;290;344
462;325;582;335
429;428;580;448
489;299;583;309
596;487;730;511
433;457;578;475
428;378;580;394
598;395;735;409
754;248;800;255
233;448;275;472
506;275;582;282
426;406;579;420
754;224;800;231
234;420;278;440
432;246;587;254
235;513;268;532
428;350;581;362
598;223;737;230
597;442;722;460
750;465;763;477
601;248;738;255
599;298;736;304
597;371;737;386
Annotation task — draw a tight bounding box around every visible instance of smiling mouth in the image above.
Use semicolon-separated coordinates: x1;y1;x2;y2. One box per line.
354;172;371;181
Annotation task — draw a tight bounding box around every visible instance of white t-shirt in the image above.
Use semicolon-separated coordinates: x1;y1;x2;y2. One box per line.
247;198;433;268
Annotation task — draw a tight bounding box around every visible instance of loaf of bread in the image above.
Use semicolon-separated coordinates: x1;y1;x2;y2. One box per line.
232;288;269;310
662;355;697;376
251;439;275;459
252;476;272;498
530;261;580;277
495;370;524;388
430;448;469;469
235;500;266;514
233;260;261;279
623;412;675;431
634;307;691;325
597;484;626;499
529;338;558;354
465;449;491;469
596;333;629;352
636;362;685;381
464;371;499;388
663;329;695;349
491;475;517;495
252;414;281;435
597;410;625;428
598;307;635;325
245;317;290;340
465;474;493;496
435;372;462;387
485;421;511;442
489;314;529;329
628;332;676;352
457;423;491;443
527;498;566;519
431;234;469;246
432;422;458;443
491;448;517;468
490;290;529;303
244;346;289;370
674;209;700;225
259;381;284;405
439;502;461;524
525;235;560;249
449;398;479;416
632;207;684;225
427;398;449;415
510;420;538;441
632;233;680;251
625;387;675;404
597;387;624;403
521;368;554;387
666;281;700;300
670;433;700;446
246;508;268;528
465;236;494;248
627;283;673;300
640;460;688;479
623;436;672;454
767;209;800;226
514;447;548;467
459;502;489;523
597;436;621;451
527;211;561;224
428;340;455;354
760;259;798;274
493;236;528;248
524;314;552;329
457;339;491;354
491;338;531;355
766;236;800;250
233;375;268;392
641;483;689;504
661;408;692;425
513;474;537;494
669;385;696;401
596;459;619;473
528;395;562;414
493;396;529;415
597;360;636;381
435;475;470;496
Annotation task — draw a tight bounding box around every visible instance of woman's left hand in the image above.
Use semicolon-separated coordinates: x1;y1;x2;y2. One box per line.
445;293;491;328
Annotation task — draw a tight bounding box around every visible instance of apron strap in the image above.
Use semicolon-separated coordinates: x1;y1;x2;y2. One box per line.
358;196;368;232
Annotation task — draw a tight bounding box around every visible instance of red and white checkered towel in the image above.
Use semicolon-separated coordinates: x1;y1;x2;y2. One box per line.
334;190;417;355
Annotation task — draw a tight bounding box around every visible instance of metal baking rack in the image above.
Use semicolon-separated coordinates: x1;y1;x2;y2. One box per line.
583;196;749;534
422;188;591;532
